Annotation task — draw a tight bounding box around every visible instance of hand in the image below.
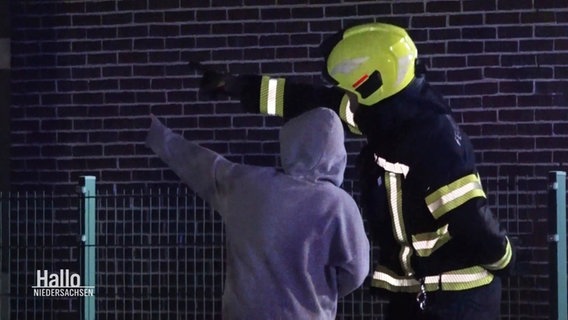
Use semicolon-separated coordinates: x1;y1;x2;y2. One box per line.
200;70;227;98
188;61;230;99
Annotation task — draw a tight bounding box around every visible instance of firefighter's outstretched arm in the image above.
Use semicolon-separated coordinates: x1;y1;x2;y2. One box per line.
189;61;359;132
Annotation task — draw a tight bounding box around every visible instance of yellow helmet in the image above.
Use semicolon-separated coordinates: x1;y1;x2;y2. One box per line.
322;23;418;106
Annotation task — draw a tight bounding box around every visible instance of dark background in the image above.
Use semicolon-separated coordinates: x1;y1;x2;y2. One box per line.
3;0;568;319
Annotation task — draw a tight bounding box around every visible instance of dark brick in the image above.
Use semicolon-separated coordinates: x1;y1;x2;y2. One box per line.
448;40;484;54
393;2;424;14
498;26;533;39
535;80;568;94
41;145;73;157
462;1;496;12
71;14;102;26
447;68;482;82
519;40;554;52
557;11;568;23
117;26;148;38
449;13;483;26
277;21;309;33
292;6;324;19
41;119;73;131
323;5;355;17
486;12;520;25
536;25;568;38
501;54;537;67
89;79;120;91
196;36;227;49
499;109;535;122
88;53;118;65
134;12;164;23
411;15;447;29
497;0;534;10
462;27;497;39
73;93;104;105
517;123;553;135
73;119;103;130
431;56;466;68
102;12;133;25
536;136;568;149
416;41;445;55
134;38;165;50
164;10;196;23
72;144;103;157
499;81;534;94
426;1;460;13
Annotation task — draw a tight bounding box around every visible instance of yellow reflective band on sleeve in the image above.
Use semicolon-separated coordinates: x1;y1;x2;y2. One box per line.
339;94;362;135
411;224;452;257
484;236;513;270
425;173;486;219
259;76;285;117
371;265;494;293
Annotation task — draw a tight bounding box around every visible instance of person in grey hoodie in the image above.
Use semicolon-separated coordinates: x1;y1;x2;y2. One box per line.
145;107;370;319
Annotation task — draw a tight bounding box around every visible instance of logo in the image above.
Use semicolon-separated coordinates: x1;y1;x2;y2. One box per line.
32;269;95;297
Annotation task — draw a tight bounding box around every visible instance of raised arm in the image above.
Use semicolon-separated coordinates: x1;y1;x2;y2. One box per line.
145;114;235;211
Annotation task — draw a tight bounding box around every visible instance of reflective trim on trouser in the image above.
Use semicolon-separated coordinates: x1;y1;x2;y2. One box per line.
372;265;494;293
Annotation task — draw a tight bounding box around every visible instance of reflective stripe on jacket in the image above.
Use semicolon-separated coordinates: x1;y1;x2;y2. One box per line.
372;155;512;293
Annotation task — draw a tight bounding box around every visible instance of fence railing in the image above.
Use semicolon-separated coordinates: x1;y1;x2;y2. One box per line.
0;173;565;320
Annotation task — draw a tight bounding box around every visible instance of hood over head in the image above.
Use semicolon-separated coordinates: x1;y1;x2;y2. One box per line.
279;107;347;186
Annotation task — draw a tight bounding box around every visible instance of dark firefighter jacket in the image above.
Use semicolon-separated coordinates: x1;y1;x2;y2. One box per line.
220;73;513;294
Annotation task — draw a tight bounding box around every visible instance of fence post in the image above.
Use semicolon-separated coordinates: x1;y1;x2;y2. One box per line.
548;171;567;320
0;192;8;320
79;176;96;320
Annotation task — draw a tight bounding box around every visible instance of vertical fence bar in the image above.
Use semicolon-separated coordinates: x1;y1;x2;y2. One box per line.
548;171;567;320
0;192;8;320
80;176;96;320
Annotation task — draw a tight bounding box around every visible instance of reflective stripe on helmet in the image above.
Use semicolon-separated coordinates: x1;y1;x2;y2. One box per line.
483;236;513;270
412;224;452;257
371;265;494;293
425;173;486;219
259;76;285;117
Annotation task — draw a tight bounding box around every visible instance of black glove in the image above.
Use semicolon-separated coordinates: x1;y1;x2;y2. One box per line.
188;61;241;99
200;69;227;98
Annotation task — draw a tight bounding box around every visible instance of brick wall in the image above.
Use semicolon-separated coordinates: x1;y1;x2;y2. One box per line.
10;0;568;191
8;0;568;319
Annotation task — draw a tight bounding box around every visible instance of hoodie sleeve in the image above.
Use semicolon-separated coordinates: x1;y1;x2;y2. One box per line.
330;197;370;297
145;115;234;212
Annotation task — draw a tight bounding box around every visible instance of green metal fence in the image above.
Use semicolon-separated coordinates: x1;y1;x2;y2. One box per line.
0;173;565;319
548;171;567;320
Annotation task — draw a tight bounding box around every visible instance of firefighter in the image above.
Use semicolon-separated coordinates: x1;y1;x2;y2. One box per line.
195;22;513;320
